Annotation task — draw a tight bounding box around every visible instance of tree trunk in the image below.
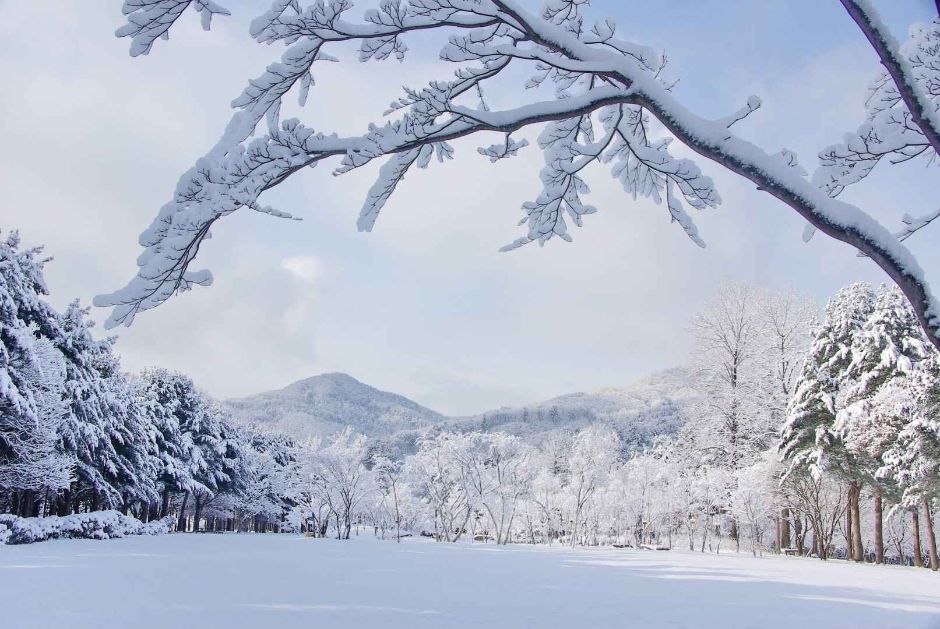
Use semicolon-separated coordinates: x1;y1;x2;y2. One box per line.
873;487;884;565
851;483;864;562
161;486;171;518
845;489;855;561
176;492;189;532
19;490;34;518
780;508;791;550
57;489;71;516
794;516;804;555
922;498;938;571
193;494;204;533
913;510;924;568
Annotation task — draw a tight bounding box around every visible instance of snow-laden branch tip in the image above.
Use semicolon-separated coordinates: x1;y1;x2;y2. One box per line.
117;0;232;57
719;96;762;129
855;207;940;258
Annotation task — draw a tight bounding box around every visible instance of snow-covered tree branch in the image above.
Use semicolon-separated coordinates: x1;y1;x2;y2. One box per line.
101;0;940;352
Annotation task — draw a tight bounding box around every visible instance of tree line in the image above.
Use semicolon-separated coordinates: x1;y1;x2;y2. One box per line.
280;282;940;570
0;231;293;532
2;230;938;569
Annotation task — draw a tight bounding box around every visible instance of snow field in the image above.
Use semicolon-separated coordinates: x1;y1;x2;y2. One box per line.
1;533;938;629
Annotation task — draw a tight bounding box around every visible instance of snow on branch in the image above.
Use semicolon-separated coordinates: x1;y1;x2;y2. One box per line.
809;16;938;246
839;1;940;156
105;0;940;350
719;96;762;129
117;0;231;56
896;207;940;242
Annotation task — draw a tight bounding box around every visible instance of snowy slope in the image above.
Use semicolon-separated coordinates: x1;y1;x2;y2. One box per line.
224;372;446;439
225;368;701;450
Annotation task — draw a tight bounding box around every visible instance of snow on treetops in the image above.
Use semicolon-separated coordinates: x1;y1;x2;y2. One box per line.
100;1;939;349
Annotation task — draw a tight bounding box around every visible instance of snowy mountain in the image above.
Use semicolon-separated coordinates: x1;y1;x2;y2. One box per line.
446;367;702;448
224;372;446;439
224;368;702;451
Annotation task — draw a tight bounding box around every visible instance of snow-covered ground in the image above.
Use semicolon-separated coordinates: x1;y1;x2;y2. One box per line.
2;534;938;629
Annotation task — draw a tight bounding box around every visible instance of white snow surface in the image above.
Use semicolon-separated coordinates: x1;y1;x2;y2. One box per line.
2;533;938;629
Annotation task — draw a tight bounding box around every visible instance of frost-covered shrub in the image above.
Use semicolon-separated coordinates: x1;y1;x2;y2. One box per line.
0;514;17;544
2;511;176;545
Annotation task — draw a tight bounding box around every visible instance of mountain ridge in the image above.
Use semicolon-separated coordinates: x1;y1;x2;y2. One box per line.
224;372;446;439
224;367;702;449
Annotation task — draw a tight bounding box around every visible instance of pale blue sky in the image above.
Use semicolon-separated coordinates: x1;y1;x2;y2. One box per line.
0;1;937;414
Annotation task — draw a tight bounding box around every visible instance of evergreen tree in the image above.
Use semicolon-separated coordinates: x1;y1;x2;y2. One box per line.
135;368;207;516
55;302;151;508
833;286;932;562
0;232;70;514
780;283;878;475
836;287;933;486
881;359;940;507
879;358;940;570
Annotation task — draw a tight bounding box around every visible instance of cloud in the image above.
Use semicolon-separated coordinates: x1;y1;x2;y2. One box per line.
281;256;320;284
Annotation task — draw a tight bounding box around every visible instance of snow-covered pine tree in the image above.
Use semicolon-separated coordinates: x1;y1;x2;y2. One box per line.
0;232;70;515
0;336;74;508
54;302;154;511
135;368;209;523
836;286;935;563
780;282;880;559
237;424;299;532
187;399;244;530
879;358;940;570
780;283;879;474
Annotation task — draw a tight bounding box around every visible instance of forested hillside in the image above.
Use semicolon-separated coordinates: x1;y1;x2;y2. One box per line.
225;367;703;453
450;367;702;448
224;372;445;439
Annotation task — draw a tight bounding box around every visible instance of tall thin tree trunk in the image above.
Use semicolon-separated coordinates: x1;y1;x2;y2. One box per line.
794;517;804;555
922;498;938;571
873;487;884;564
851;483;864;562
193;494;203;533
845;488;855;561
57;489;70;516
912;510;924;568
19;490;34;517
781;508;791;550
176;492;189;532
